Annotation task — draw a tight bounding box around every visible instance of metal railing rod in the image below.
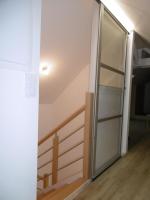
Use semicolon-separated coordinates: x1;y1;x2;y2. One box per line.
38;146;54;158
58;156;84;171
59;140;84;158
59;125;85;144
38;159;53;170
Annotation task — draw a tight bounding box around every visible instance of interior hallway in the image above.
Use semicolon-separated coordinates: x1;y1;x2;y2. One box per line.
75;136;150;200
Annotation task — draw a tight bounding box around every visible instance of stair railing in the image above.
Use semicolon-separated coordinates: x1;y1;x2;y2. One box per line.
37;92;93;192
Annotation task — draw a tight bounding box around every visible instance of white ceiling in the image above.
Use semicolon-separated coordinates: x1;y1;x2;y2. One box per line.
40;0;150;104
114;0;150;41
40;0;94;104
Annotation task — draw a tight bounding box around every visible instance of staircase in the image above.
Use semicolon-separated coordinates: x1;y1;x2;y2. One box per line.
38;178;85;200
37;93;93;199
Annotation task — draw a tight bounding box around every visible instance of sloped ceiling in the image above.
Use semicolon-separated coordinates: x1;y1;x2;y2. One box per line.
115;0;150;42
40;0;150;104
40;0;94;104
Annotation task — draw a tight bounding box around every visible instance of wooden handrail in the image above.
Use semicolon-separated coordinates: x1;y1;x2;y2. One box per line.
38;105;86;145
37;92;93;192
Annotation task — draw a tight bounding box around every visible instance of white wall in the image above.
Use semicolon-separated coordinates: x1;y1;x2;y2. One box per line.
39;65;89;138
52;65;89;129
38;104;54;141
0;1;41;200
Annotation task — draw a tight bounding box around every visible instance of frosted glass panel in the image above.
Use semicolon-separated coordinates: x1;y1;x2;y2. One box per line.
100;68;124;88
101;12;126;71
93;8;127;178
98;86;123;119
95;118;121;171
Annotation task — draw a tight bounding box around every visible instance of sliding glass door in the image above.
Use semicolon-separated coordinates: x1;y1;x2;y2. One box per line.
93;6;127;177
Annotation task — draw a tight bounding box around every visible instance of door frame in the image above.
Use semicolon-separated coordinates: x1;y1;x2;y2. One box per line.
89;1;134;179
121;32;134;155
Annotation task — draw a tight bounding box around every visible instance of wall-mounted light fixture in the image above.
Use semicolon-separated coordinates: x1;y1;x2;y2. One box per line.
40;62;53;76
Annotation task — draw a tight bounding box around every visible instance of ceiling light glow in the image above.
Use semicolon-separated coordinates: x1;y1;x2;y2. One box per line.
101;0;134;32
40;62;53;76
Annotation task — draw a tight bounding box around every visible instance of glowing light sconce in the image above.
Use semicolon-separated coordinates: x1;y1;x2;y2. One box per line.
101;0;134;32
40;62;53;76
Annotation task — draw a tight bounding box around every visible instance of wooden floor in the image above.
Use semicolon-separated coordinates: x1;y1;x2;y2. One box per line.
76;136;150;200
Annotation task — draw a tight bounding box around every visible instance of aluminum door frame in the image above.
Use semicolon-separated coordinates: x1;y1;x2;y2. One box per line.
92;2;129;179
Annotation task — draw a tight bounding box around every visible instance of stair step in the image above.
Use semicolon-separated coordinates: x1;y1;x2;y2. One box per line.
38;178;84;200
37;189;56;200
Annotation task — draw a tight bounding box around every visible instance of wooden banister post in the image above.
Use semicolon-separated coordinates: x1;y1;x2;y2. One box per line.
43;174;49;189
83;92;93;180
52;134;59;184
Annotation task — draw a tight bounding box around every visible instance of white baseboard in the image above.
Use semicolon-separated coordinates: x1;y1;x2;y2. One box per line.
64;179;91;200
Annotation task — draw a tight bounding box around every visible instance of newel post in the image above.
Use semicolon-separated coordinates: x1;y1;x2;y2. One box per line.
43;174;49;189
83;92;93;180
52;134;59;184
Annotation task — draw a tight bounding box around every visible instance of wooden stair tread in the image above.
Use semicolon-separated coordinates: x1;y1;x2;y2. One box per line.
38;178;84;200
37;189;56;200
